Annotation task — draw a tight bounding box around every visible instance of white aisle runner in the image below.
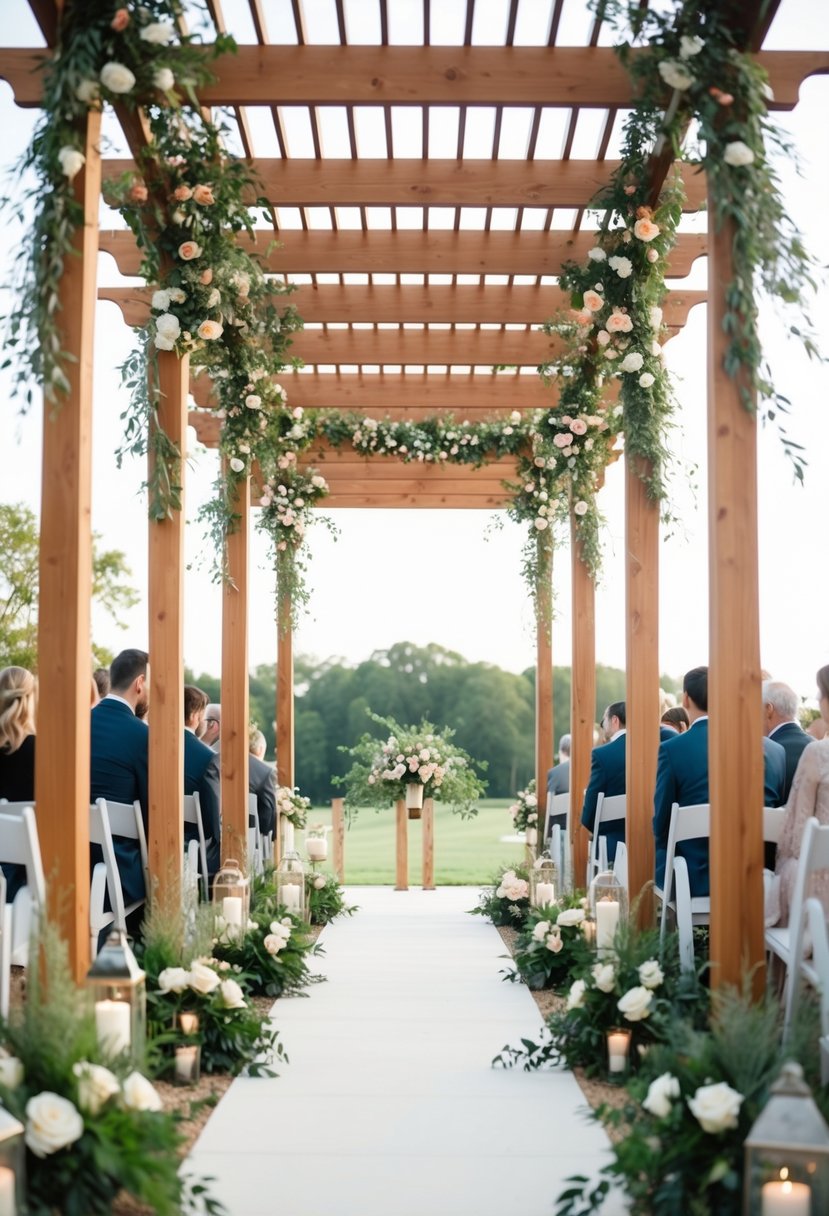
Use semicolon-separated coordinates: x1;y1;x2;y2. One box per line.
186;887;626;1216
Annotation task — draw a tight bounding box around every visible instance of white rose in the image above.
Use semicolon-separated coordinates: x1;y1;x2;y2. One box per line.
154;68;175;91
617;986;654;1022
269;921;291;938
73;1061;120;1115
591;962;616;993
313;874;326;889
657;59;694;90
75;79;100;104
649;306;663;329
100;62;137;94
687;1081;743;1134
219;979;247;1009
556;907;585;928
643;1072;681;1119
122;1071;163;1113
140;21;176;44
0;1055;24;1089
151;289;172;312
155;312;181;340
264;934;285;955
679;35;704;58
545;931;563;954
168;288;186;304
532;920;549;943
57;147;85;181
188;960;221;995
566;979;586;1010
638;959;664;989
608;255;633;279
154;334;175;351
639;372;655;388
587;247;606;262
229;457;246;474
157;965;190;994
25;1092;84;1157
573;500;589;516
621;352;644;373
245;394;262;410
723;141;755;167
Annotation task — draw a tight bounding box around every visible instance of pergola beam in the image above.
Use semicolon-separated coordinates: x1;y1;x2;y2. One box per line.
3;46;826;109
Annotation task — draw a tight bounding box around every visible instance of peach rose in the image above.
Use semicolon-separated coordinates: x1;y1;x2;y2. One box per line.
606;310;633;334
111;8;130;31
173;185;192;202
634;218;661;242
197;320;224;341
192;185;215;205
128;182;148;204
199;268;213;285
177;241;202;261
582;289;604;313
570;419;588;435
573;311;593;327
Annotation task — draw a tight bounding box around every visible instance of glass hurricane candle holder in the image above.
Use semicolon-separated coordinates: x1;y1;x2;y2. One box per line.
179;1011;199;1037
582;914;597;947
0;1106;25;1216
276;843;307;918
606;1028;632;1080
174;1043;201;1086
744;1061;829;1215
86;929;146;1067
592;867;628;951
305;827;328;863
213;857;250;941
530;853;558;909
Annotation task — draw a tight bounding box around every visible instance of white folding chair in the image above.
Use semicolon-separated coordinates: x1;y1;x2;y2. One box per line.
0;806;47;974
547;792;571;890
805;898;829;1083
101;799;149;898
0;872;8;1019
655;802;711;940
183;793;210;901
89;800;132;956
248;793;263;876
588;793;626;883
765;816;829;1042
613;841;629;896
672;856;697;974
763;806;786;848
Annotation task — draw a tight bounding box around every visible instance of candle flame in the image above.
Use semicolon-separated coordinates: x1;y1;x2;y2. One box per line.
780;1167;789;1181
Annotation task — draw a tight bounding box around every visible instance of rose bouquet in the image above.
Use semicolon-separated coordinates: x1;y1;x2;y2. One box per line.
337;711;486;821
506;894;592;991
508;780;539;835
276;785;311;830
469;862;532;926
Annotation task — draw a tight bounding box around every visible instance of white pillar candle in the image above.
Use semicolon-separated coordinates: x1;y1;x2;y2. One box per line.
282;884;301;912
526;827;538;847
306;837;328;862
607;1030;630;1074
0;1166;16;1216
175;1045;199;1084
283;822;296;853
222;896;243;938
535;882;556;908
761;1178;811;1216
95;999;131;1056
595;899;620;950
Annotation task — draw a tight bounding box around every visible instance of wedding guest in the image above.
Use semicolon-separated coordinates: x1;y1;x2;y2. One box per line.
250;727;267;760
661;705;690;737
546;734;570;797
763;680;812;803
184;685;221;875
93;668;111;700
0;667;37;900
581;703;626;862
207;705;275;838
771;665;829;927
90;677;100;707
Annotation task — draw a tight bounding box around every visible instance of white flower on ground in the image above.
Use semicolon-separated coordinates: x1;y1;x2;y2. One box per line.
73;1061;120;1115
687;1081;743;1133
620;352;644;373
264;934;285;955
219;979;247;1009
723;141;755;167
566;979;586;1010
0;1054;24;1090
617;986;653;1022
658;59;694;90
643;1072;681;1118
679;35;704;58
154;68;175;91
25;1092;84;1157
591;962;616;993
157;965;190;994
140;21;176;44
100;62;136;94
557;907;585;928
57;147;85;180
638;959;664;989
188;960;221;995
545;930;563;954
122;1071;163;1112
532;920;549;943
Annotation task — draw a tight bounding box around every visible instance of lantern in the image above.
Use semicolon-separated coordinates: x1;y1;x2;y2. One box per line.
0;1106;24;1216
86;929;146;1066
213;857;250;941
530;853;558;909
174;1012;201;1087
743;1061;829;1216
305;826;328;864
606;1028;632;1080
592;867;628;951
276;839;307;918
582;914;597;947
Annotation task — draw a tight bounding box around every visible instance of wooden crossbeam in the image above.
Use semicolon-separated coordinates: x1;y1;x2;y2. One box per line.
100;157;707;211
101;284;704;328
3;46;826;109
99;228;707;278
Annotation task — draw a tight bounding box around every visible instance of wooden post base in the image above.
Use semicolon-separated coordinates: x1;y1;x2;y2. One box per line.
422;798;435;890
332;797;345;883
395;800;408;890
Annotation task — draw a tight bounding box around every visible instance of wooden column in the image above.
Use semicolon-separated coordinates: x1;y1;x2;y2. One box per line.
220;475;250;864
331;797;345;882
707;207;764;993
35;108;101;980
276;579;295;790
147;351;188;908
535;533;554;841
395;800;408;890
624;458;659;919
422;797;435;890
570;522;595;889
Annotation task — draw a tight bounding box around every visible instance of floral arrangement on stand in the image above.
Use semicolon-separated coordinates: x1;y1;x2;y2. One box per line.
276;786;311;831
336;710;487;822
507;780;539;846
469;862;532;926
505;896;592;993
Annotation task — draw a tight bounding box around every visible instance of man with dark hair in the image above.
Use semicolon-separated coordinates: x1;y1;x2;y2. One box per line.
184;684;221;874
90;648;150;905
653;665;786;897
580;702;627;863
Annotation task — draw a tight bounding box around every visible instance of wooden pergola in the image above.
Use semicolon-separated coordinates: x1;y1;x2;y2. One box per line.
3;0;827;982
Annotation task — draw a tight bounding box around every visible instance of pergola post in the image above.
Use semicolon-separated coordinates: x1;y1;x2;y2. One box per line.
534;534;554;835
221;475;250;865
147;352;188;907
569;522;595;886
707;210;764;992
34;108;101;980
276;583;295;791
624;458;659;919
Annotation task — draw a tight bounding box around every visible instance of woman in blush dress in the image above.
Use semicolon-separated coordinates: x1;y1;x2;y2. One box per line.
0;666;37;900
772;664;829;926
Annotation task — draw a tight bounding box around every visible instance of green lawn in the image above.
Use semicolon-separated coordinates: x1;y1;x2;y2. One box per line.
300;798;525;886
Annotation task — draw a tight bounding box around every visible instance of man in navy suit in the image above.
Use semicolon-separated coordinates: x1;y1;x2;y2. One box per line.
581;702;626;863
90;649;149;906
762;680;812;804
653;666;786;897
545;734;570;840
184;686;222;876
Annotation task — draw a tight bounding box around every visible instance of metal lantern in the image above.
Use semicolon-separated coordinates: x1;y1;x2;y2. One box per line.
86;929;146;1066
276;841;307;919
606;1028;632;1080
743;1061;829;1215
530;852;558;909
174;1012;201;1087
0;1105;25;1216
592;867;628;951
212;857;250;941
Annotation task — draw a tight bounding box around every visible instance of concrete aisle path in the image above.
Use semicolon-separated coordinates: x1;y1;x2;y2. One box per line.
186;887;626;1216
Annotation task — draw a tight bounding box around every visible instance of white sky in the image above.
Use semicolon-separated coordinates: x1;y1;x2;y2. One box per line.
1;1;828;705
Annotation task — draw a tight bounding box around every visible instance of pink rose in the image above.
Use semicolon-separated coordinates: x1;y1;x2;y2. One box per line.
553;432;574;448
178;241;202;261
111;8;130;31
569;419;587;435
192;185;215;205
200;268;213;285
606;310;633;334
128;182;148;203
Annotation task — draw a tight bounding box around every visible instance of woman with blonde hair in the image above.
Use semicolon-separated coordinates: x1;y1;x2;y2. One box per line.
0;665;37;801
